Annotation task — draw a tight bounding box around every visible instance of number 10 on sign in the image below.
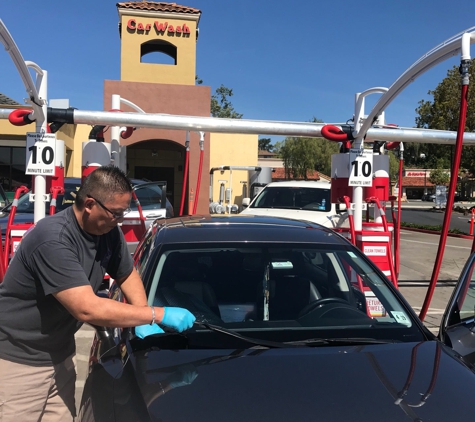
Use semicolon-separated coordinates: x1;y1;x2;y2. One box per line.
26;132;57;175
349;148;373;187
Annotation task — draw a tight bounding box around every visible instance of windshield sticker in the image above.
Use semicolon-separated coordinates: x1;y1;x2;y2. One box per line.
271;261;293;269
390;311;411;326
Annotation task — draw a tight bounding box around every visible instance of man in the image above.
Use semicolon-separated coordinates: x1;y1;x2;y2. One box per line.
0;165;195;421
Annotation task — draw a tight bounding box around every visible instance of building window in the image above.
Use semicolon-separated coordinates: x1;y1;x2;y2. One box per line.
141;40;177;65
0;146;29;192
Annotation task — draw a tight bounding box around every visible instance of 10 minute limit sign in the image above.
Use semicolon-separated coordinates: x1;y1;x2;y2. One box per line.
348;148;373;187
26;132;56;175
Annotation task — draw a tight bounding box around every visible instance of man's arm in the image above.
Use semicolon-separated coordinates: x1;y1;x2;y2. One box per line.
114;267;148;307
54;285;164;328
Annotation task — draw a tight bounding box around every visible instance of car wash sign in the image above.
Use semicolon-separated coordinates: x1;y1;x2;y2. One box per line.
26;132;56;175
349;148;373;186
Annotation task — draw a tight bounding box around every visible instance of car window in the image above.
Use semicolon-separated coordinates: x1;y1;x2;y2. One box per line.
133;184;164;211
146;243;421;347
459;278;475;321
453;261;475;322
251;187;332;212
134;226;158;276
3;182;80;215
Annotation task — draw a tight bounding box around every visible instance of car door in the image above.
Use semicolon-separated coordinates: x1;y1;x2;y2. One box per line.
440;251;475;365
130;182;170;227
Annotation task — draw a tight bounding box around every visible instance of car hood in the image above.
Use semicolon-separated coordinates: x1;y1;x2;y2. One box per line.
94;341;475;421
240;208;348;228
0;212;35;229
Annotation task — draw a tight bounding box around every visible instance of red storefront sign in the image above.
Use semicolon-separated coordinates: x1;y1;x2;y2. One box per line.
406;171;427;177
127;19;191;36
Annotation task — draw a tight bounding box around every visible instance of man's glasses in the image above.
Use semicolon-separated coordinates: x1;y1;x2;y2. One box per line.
87;195;131;220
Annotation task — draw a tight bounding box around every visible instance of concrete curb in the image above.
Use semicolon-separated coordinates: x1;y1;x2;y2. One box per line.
400;226;474;240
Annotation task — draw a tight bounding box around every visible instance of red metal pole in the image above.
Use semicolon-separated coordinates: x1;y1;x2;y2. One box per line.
341;196;356;245
0;226;5;282
49;186;65;216
131;190;146;237
390;195;401;279
419;75;469;321
396;147;404;276
470;209;475;236
192;136;205;215
179;147;190;216
4;185;29;271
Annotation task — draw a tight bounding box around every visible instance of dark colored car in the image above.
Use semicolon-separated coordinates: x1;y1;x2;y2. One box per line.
421;193;435;202
0;177;174;251
78;215;475;422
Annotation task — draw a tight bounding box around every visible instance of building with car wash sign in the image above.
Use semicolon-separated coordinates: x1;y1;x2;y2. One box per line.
0;2;259;215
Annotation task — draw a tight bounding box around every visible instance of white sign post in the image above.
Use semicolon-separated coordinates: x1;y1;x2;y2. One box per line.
349;148;373;187
26;132;56;176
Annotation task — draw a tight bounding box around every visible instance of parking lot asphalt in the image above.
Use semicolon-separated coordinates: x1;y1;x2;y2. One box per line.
73;228;473;412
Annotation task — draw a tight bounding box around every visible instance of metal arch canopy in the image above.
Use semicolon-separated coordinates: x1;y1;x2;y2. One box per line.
68;110;475;145
2;22;475;144
0;20;43;111
356;26;475;139
3;107;475;144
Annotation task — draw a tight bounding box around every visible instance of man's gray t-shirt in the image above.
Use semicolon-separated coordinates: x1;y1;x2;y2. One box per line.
0;206;133;365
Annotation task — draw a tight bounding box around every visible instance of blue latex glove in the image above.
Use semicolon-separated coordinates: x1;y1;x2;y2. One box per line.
160;307;196;332
135;323;165;339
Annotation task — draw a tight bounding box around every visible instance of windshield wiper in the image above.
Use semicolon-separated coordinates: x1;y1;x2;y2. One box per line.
194;321;301;349
153;323;399;349
285;337;400;346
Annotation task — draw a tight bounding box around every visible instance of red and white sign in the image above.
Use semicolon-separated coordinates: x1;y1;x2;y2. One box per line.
365;292;386;317
363;246;387;256
406;171;427;177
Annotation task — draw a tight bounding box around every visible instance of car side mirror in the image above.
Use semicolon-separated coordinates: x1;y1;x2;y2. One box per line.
336;203;347;214
242;198;250;209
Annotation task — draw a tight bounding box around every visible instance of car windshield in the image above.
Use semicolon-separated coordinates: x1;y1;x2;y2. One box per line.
250;187;332;212
146;243;423;349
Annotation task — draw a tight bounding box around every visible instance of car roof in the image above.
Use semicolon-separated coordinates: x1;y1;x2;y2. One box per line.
152;214;350;246
64;177;154;186
263;180;331;188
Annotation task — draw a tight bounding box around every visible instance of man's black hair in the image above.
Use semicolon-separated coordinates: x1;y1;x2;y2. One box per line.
75;165;132;207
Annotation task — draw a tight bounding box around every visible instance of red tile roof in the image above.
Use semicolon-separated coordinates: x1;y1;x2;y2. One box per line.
402;177;435;187
271;168;323;181
258;149;276;157
0;93;21;106
116;1;201;14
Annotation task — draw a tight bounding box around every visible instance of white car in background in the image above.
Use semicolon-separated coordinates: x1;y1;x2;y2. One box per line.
240;180;348;228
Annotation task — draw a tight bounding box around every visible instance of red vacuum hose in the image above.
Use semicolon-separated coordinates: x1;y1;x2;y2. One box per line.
419;83;468;321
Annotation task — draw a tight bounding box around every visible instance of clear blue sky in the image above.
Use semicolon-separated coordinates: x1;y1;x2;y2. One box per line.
2;0;475;144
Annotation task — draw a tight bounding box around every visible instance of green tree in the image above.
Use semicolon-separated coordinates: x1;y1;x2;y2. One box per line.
313;137;340;176
272;140;284;156
428;167;450;186
258;138;273;152
280;136;339;179
211;85;243;119
278;117;339;179
388;150;400;181
195;77;243;119
280;137;318;180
